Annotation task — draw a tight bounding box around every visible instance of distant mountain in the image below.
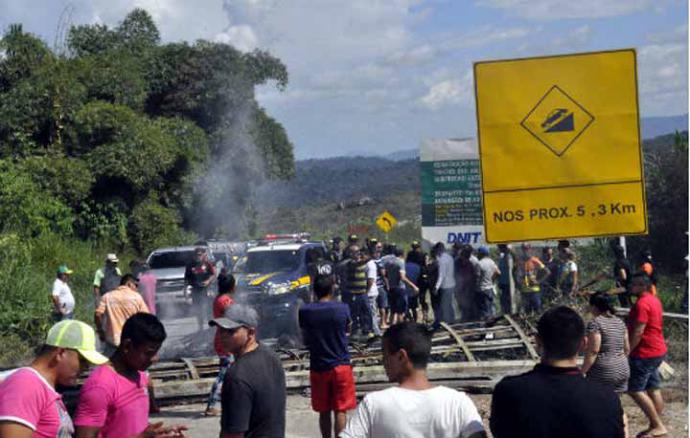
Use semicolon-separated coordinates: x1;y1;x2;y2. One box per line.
376;114;688;161
641;114;688;139
254;131;685;239
384;148;419;161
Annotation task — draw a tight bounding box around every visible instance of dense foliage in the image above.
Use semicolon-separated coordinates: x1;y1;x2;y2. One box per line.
0;10;294;252
628;131;689;272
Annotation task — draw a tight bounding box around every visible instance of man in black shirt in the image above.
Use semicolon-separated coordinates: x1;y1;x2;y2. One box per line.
210;304;286;438
611;243;633;307
490;306;625;438
185;247;216;330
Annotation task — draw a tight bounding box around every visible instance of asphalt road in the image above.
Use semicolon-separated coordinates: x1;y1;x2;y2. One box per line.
152;397;320;438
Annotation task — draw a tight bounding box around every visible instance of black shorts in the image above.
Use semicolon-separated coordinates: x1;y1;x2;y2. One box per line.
390;287;408;313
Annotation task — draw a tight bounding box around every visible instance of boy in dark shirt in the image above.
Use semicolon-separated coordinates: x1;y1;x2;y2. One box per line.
299;275;356;438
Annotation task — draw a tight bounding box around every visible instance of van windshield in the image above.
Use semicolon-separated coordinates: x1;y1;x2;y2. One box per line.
148;251;196;269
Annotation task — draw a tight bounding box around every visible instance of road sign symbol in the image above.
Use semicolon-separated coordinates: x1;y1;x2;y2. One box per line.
375;211;398;233
520;85;595;157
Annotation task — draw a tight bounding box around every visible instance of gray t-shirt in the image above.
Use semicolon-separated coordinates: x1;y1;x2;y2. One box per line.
477;257;499;291
385;258;406;289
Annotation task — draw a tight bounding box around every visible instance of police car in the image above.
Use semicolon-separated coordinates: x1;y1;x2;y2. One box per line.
231;233;328;340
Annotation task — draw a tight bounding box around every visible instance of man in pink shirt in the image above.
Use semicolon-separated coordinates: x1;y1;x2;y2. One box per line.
0;320;108;438
75;313;185;438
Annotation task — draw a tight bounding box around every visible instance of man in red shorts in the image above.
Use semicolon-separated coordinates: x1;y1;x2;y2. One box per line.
299;275;356;438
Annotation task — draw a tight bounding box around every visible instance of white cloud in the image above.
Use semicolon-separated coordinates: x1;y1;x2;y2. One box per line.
637;43;688;115
420;70;474;110
214;25;258;52
476;0;654;19
646;24;688;44
386;44;437;66
442;26;533;50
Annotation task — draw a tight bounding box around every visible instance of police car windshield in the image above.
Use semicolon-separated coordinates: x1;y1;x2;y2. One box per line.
235;250;300;274
149;251;196;269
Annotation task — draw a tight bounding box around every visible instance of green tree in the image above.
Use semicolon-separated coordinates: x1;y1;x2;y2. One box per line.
0;24;54;91
0;161;73;236
129;198;186;253
630;131;688;271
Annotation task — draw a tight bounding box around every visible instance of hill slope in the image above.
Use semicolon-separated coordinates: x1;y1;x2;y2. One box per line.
254;131;687;244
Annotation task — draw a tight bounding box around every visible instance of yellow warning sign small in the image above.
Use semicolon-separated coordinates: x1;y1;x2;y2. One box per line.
376;211;398;233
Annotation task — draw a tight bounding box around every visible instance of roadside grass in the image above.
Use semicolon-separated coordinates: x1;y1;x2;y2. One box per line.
0;233;137;367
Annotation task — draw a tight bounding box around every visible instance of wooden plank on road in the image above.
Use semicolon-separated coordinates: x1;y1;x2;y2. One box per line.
441;322;476;361
504;315;540;360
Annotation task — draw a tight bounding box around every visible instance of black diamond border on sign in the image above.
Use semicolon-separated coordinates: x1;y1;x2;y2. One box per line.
520;85;595;157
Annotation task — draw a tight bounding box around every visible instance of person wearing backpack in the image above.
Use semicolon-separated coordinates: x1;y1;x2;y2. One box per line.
93;254;122;305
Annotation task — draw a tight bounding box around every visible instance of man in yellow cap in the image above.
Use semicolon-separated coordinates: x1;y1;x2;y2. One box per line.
0;320;108;437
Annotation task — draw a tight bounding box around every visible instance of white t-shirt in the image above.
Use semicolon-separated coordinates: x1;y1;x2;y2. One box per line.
563;260;578;273
52;278;75;314
365;260;379;298
341;386;485;438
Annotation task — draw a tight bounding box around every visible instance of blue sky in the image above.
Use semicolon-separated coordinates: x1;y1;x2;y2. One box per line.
2;0;687;159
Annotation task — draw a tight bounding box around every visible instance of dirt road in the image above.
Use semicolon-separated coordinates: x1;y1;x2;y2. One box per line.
152;388;688;437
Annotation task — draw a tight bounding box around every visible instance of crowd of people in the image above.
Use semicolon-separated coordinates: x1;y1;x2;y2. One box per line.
0;238;673;437
309;235;659;339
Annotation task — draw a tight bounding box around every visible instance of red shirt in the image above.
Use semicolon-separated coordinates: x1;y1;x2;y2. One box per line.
628;292;667;358
213;294;234;356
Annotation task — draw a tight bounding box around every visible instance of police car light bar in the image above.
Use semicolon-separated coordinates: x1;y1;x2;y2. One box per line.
263;233;311;242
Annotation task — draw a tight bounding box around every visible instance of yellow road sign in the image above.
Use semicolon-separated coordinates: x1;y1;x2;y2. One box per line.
474;49;647;243
376;211;398;233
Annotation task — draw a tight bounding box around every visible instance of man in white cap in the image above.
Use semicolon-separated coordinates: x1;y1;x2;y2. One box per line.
0;320;108;437
211;304;286;438
93;253;122;304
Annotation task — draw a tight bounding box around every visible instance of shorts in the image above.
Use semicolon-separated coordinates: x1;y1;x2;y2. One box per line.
310;364;357;412
390;287;407;314
628;355;664;392
376;287;388;309
407;291;419;310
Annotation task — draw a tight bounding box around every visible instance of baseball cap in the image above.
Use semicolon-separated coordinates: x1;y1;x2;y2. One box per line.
105;253;119;263
478;246;490;255
348;234;358;241
45;320;108;365
411;240;420;248
57;265;73;275
209;304;259;330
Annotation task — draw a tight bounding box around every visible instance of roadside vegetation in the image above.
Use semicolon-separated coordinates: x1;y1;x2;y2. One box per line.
0;9;294;365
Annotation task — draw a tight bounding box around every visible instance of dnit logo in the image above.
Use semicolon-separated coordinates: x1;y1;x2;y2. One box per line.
447;232;482;244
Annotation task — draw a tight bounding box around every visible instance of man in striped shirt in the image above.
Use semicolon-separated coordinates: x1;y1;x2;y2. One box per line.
346;247;373;338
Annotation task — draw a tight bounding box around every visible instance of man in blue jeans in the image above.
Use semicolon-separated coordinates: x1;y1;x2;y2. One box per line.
627;273;668;437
